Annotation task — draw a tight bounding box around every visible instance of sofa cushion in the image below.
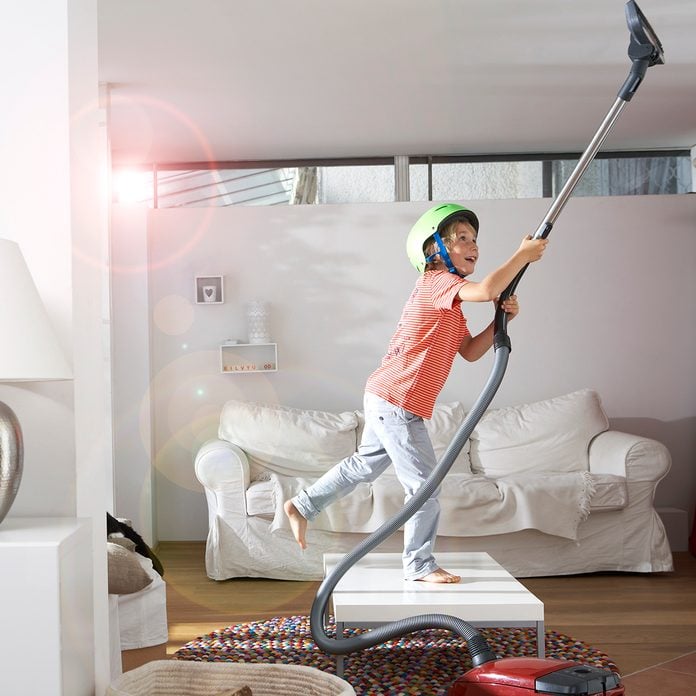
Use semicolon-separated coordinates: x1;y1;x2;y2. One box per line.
470;389;609;477
354;401;472;474
246;479;275;517
251;471;627;521
426;401;472;474
588;473;628;511
271;470;595;541
218;399;358;478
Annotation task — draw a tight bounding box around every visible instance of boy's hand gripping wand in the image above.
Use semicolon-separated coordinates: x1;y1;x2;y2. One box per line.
309;0;664;670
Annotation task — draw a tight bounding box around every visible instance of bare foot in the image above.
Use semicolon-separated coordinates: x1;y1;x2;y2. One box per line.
416;567;461;583
283;499;308;550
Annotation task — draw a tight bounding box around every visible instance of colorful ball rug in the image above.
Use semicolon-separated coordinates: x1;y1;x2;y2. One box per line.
175;615;619;696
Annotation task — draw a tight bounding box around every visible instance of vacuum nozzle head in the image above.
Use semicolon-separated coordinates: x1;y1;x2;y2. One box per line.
625;0;665;67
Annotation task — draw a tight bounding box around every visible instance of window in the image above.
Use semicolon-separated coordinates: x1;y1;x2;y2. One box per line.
317;164;395;204
156;168;294;207
551;155;691;196
410;161;544;201
113;151;691;207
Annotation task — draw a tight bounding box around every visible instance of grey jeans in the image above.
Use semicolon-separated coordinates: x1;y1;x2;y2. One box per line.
291;392;441;580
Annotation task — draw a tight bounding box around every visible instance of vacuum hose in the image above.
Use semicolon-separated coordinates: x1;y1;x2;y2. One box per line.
310;346;510;666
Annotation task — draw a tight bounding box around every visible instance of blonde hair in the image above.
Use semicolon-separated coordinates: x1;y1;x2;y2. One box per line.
423;218;475;272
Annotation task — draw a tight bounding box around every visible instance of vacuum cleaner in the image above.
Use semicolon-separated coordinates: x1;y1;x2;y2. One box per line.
309;3;664;694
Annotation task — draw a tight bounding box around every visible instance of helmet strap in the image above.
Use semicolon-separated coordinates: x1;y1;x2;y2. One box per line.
424;232;463;277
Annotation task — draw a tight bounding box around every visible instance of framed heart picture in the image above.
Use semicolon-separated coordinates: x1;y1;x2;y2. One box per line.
195;275;224;304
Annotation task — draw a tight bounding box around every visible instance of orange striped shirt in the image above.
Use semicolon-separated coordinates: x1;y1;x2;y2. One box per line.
365;270;470;418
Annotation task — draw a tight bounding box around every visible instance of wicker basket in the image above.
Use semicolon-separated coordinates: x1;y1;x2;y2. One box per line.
107;660;356;696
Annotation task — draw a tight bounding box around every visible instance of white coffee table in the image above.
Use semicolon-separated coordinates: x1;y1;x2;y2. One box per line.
323;551;544;677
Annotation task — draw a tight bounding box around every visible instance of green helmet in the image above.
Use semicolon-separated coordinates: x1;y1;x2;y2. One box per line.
406;203;479;273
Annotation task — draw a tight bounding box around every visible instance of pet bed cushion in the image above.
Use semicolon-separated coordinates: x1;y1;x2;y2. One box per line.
117;558;168;649
107;542;154;595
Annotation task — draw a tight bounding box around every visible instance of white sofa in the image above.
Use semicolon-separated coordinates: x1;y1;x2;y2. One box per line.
195;389;673;581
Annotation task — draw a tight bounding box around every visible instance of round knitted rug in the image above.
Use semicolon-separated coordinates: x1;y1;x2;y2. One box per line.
175;615;619;696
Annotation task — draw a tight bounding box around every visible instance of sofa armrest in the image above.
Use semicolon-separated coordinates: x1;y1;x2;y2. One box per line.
194;439;251;516
588;430;671;482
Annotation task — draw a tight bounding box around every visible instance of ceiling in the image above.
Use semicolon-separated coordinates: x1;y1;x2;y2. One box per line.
98;0;696;167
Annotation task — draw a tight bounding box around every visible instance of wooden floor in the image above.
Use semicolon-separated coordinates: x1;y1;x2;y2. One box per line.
155;543;696;679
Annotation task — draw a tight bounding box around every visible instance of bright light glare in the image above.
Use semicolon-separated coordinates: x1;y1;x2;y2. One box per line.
114;170;151;204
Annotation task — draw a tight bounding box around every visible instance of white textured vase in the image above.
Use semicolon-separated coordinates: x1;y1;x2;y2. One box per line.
246;300;270;344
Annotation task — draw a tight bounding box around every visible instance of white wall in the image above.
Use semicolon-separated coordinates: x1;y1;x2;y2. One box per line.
0;3;76;517
0;1;112;692
111;195;696;541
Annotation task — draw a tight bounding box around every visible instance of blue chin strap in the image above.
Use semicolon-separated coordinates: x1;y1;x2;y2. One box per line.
424;232;464;277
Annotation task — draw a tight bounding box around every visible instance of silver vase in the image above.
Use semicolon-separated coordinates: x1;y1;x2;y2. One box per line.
0;401;23;525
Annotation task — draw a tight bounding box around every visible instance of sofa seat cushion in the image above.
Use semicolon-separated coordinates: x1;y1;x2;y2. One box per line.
246;471;627;520
470;389;609;477
270;470;596;541
218;399;358;479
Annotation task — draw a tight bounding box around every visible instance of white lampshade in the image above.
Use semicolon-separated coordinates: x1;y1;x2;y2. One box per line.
0;239;72;381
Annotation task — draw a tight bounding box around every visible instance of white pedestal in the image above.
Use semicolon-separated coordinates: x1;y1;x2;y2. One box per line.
0;517;94;695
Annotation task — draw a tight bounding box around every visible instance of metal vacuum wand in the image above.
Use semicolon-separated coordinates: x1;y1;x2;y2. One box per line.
496;0;665;334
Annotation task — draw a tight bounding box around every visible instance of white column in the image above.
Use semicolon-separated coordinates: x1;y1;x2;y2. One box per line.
111;206;156;545
68;0;114;691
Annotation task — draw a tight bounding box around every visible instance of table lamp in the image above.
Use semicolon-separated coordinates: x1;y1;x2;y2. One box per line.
0;239;72;525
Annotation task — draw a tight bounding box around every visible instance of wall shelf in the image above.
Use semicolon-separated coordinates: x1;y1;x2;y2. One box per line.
195;275;224;304
220;342;277;373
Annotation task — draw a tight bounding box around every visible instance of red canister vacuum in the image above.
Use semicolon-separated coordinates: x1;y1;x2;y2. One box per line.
309;4;663;694
449;658;624;695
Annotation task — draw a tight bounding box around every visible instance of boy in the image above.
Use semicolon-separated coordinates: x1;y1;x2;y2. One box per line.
284;204;548;583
